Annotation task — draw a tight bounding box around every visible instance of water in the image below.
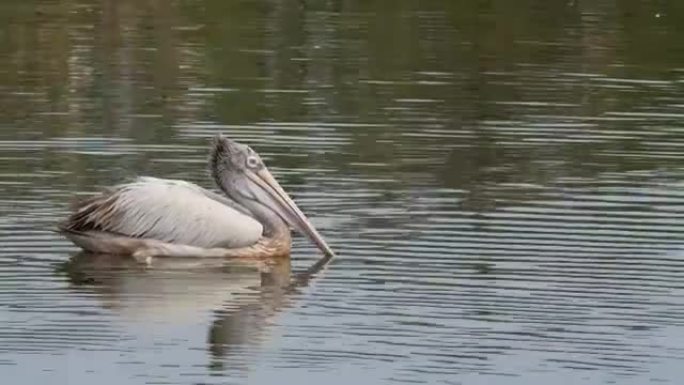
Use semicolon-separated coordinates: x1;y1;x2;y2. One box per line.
1;0;684;384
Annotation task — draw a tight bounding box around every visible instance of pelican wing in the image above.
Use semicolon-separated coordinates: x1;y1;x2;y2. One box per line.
62;177;263;248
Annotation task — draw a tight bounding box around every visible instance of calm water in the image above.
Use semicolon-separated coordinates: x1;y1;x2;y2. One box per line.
2;1;684;384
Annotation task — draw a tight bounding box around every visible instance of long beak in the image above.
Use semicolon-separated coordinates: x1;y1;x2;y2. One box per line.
246;168;335;257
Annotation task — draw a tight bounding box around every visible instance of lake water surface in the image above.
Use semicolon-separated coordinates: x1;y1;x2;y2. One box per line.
1;1;684;384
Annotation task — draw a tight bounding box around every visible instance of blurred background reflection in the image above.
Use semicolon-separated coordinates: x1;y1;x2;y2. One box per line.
1;1;683;384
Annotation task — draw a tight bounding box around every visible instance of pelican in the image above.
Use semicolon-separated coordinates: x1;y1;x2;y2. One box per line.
59;135;335;260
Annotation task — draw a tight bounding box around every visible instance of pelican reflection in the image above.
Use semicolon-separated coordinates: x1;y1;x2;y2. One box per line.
58;251;333;369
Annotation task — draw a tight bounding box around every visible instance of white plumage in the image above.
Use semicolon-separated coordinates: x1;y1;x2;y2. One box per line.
73;177;263;249
60;135;335;259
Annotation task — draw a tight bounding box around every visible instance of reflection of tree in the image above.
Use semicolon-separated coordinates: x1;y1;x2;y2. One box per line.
293;0;684;207
0;0;212;196
1;0;682;209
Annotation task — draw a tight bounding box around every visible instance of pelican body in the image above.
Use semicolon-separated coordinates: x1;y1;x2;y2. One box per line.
59;136;335;260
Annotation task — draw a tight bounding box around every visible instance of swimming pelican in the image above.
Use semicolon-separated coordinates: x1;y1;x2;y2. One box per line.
59;135;335;260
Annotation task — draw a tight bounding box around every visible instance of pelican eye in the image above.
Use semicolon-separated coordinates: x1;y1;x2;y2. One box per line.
246;156;260;168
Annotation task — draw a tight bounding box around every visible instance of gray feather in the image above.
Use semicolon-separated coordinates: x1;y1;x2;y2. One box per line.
64;177;263;248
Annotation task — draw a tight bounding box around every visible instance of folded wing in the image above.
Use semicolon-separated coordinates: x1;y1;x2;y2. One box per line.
62;177;263;248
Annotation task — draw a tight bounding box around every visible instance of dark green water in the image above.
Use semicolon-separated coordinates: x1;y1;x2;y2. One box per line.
1;1;684;384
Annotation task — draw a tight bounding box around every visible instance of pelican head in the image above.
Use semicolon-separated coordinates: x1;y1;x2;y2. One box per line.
210;135;335;257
